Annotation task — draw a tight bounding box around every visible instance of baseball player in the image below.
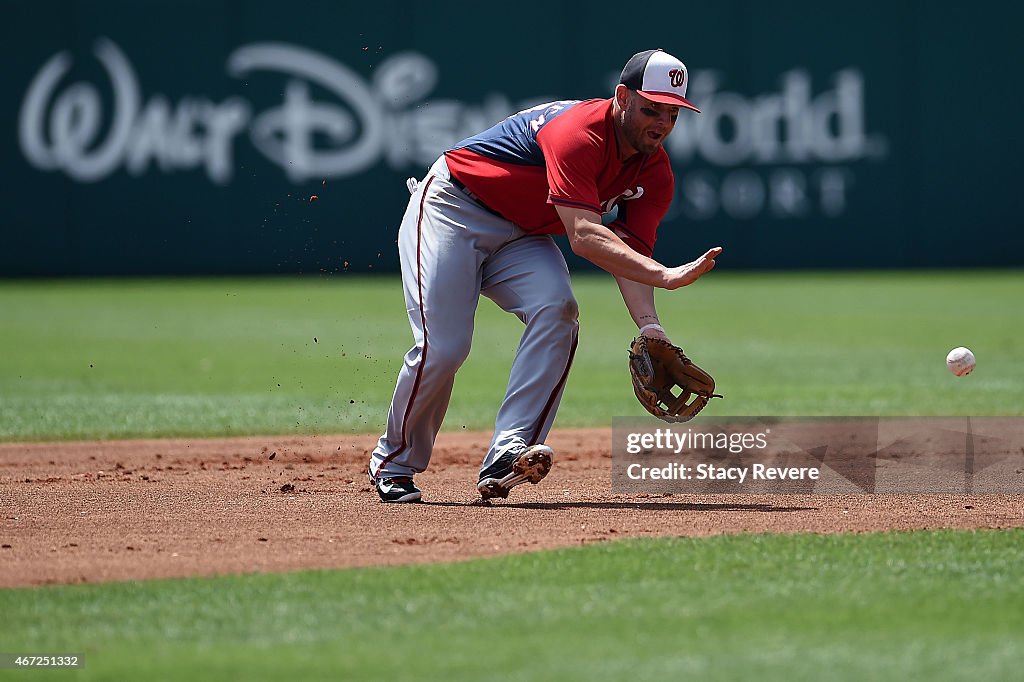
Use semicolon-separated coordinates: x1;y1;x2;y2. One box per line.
368;49;722;503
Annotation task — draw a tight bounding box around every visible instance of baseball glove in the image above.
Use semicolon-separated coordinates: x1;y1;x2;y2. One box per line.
629;336;720;422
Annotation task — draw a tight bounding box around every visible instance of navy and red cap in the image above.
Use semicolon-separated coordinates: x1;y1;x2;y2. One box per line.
619;49;701;113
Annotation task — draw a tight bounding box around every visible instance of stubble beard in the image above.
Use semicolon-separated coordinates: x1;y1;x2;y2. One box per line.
629;125;660;156
622;105;663;156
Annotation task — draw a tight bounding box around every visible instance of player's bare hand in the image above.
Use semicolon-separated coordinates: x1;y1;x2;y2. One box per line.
662;247;722;290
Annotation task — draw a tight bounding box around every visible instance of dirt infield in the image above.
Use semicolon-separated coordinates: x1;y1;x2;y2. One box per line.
1;428;1021;588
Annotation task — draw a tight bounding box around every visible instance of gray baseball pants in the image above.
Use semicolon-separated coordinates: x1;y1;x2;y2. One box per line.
369;156;579;479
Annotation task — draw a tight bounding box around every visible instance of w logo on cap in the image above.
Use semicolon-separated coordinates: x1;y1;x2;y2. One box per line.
620;50;701;112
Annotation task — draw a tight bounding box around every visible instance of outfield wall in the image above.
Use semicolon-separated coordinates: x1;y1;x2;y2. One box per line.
2;1;1022;275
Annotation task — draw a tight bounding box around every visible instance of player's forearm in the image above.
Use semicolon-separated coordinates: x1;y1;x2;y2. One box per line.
565;217;669;287
614;276;660;329
556;205;722;290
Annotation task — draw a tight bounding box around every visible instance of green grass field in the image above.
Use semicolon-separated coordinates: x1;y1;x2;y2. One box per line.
1;271;1021;441
2;272;1022;680
1;530;1022;681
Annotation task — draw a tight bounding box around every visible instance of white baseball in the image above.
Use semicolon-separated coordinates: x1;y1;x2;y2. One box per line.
946;347;976;376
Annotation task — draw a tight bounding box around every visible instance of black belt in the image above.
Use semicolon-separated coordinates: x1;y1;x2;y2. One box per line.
449;176;504;219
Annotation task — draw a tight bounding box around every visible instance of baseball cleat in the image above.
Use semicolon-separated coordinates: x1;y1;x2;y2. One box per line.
477;444;553;500
373;476;422;503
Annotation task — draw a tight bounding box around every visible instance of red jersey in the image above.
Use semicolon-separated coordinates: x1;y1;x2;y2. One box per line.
443;98;674;257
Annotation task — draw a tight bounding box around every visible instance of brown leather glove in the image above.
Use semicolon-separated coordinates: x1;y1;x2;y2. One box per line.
629;336;720;422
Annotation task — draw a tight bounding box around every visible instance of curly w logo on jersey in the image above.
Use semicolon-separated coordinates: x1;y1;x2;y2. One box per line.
603;187;645;213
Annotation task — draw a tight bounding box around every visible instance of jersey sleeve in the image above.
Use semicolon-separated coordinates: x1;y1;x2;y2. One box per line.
536;111;604;214
608;158;674;258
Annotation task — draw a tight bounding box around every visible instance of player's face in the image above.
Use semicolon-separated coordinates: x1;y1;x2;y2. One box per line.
621;91;679;155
